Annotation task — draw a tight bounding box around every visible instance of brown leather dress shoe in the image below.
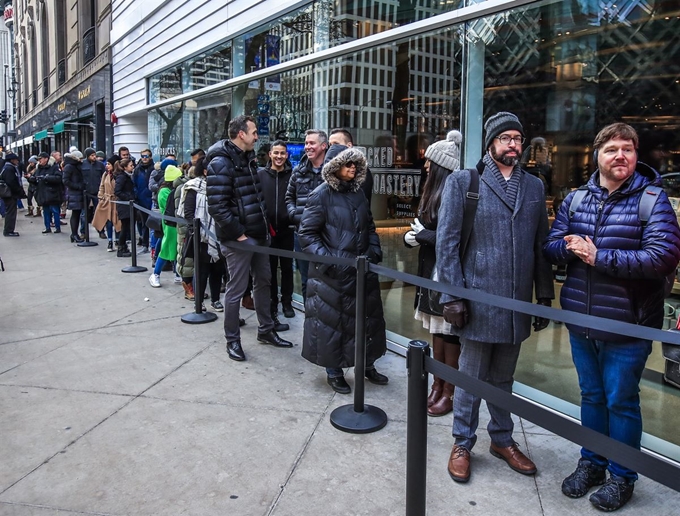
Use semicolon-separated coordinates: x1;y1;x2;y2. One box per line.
489;442;537;475
448;444;471;483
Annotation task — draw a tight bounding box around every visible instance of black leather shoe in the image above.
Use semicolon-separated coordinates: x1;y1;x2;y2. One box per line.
239;318;246;327
327;375;351;394
3;232;19;237
257;330;293;348
365;368;389;385
42;229;52;234
272;314;290;332
226;340;246;361
282;304;295;318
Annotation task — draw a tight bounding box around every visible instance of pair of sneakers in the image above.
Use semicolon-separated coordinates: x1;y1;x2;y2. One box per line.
562;458;634;511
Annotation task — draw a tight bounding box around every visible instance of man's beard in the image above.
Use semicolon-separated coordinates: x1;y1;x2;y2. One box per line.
490;146;519;167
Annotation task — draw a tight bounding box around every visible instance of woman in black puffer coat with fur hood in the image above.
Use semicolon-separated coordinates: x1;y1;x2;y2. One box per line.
298;146;388;394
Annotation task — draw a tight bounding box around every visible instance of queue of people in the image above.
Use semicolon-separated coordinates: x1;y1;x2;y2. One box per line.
2;114;679;513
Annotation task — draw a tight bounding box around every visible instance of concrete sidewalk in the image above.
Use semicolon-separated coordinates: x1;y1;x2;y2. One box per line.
1;215;678;515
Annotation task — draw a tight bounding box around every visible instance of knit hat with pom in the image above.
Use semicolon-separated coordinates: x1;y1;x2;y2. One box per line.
424;130;462;171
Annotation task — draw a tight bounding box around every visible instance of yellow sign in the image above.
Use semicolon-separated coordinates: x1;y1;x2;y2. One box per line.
57;101;66;112
78;85;91;100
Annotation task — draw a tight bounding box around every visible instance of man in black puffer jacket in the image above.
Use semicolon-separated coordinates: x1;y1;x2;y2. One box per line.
206;115;292;362
285;129;328;300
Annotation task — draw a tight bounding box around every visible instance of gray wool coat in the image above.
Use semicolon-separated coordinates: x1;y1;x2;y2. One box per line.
435;163;554;345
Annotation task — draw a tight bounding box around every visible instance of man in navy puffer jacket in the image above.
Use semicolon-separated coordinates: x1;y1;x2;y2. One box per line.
544;123;680;512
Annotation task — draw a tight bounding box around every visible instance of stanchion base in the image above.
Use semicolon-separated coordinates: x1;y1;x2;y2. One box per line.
77;241;98;247
329;404;388;434
122;266;148;273
181;311;218;324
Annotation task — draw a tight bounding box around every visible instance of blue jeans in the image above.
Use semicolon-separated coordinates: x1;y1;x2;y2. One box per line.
43;205;60;230
569;334;652;481
294;232;309;301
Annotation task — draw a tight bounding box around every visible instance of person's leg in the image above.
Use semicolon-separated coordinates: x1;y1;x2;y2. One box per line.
106;220;113;240
221;244;253;341
3;197;17;234
269;247;280;313
70;209;81;238
279;231;295;309
153;257;166;276
42;204;51;231
51;205;61;231
294;232;309;301
569;334;609;470
208;260;223;303
601;339;652;481
250;247;275;334
452;339;492;451
485;343;523;447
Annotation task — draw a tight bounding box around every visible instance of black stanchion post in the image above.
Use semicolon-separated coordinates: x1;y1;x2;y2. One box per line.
329;255;388;433
406;340;429;516
77;189;98;247
182;218;217;324
122;201;148;273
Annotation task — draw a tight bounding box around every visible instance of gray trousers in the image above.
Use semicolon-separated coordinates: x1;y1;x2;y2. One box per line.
221;239;274;341
452;338;522;451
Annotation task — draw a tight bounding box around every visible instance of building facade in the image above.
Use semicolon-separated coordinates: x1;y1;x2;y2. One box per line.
9;0;113;158
110;0;680;461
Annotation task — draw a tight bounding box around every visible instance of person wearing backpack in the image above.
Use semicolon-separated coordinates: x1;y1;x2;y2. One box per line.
148;165;182;288
544;123;680;512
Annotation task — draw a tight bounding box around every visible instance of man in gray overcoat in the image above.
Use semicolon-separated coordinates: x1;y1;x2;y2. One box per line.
436;112;555;483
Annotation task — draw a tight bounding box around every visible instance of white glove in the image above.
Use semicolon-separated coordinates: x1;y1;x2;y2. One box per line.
411;218;425;234
404;230;419;247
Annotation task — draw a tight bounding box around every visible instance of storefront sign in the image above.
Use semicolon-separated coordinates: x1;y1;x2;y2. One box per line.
365;146;394;168
57;101;67;112
3;3;13;29
373;169;421;197
78;85;91;100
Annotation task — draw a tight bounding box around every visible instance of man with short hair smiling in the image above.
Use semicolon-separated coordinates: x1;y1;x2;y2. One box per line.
544;123;680;511
206;115;292;362
437;111;554;484
286;129;328;300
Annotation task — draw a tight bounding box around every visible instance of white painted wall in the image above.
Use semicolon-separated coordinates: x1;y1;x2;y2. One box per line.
110;0;306;152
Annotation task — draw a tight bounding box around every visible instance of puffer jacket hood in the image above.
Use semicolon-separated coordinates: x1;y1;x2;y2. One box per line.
321;147;367;193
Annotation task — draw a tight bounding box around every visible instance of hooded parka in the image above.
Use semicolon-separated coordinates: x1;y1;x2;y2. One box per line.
298;148;386;368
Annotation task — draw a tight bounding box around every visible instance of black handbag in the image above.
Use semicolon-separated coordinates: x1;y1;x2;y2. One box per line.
0;179;11;198
428;167;480;315
145;210;163;232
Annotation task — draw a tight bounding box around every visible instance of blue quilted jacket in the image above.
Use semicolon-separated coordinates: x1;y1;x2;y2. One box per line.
544;163;680;340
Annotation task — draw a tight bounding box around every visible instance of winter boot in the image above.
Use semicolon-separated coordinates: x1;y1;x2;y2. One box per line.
428;338;461;417
182;281;195;300
24;206;34;217
427;336;447;407
34;207;42;218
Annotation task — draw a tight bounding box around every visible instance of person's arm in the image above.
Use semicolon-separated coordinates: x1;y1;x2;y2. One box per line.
183;189;197;225
543;190;586;266
98;173;107;199
298;188;331;259
206;158;246;240
435;172;467;305
532;183;555;301
285;172;299;226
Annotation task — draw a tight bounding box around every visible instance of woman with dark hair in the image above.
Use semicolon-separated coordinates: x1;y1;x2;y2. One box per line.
404;130;463;416
92;155;121;252
62;150;85;242
113;158;135;257
298;146;388;394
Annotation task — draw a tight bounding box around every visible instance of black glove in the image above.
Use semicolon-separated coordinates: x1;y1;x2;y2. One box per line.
442;300;469;329
533;298;552;332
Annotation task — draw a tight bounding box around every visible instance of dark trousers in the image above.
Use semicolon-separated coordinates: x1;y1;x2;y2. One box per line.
119;218;131;249
137;211;149;247
2;197;17;234
198;255;227;303
269;230;294;312
294;232;309;301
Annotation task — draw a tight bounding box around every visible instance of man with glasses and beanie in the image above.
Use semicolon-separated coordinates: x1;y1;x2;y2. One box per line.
544;123;680;511
436;111;554;483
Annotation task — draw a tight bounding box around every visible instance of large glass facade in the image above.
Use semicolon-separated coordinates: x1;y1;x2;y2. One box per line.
146;0;680;457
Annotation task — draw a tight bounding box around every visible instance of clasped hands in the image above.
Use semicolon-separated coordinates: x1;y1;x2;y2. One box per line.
564;234;597;266
404;217;425;247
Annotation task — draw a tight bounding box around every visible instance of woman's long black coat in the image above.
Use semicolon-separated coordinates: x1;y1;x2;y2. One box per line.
62;156;84;210
114;171;135;220
298;148;386;368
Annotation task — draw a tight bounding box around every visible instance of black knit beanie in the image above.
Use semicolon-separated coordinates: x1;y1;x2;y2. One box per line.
484;112;524;150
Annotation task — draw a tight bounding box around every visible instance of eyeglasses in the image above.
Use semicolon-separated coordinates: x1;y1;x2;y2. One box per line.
141;154;151;159
495;135;525;146
345;161;358;168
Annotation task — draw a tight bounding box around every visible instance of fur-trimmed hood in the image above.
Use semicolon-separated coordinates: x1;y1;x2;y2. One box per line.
321;147;367;193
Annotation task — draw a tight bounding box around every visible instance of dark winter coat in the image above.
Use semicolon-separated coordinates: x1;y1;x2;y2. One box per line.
436;159;555;345
82;158;106;197
62;156;84;210
285;154;325;227
31;163;63;206
257;162;293;234
0;162;25;199
133;160;155;209
299;148;386;368
205;139;269;243
114;170;135;220
543;163;680;341
404;218;440;315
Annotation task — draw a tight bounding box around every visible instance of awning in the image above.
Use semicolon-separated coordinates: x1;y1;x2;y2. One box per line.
54;121;66;134
35;130;49;140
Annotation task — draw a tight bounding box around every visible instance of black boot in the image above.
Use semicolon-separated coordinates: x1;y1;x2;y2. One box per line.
226;340;246;361
272;312;289;332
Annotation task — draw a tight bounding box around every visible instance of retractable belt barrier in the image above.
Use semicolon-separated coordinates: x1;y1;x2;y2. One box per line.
105;200;679;512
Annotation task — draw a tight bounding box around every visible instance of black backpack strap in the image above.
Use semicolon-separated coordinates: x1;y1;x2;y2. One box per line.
638;185;662;225
460;168;480;259
568;186;589;219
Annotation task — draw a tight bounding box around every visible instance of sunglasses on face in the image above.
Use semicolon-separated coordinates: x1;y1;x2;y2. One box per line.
141;154;151;159
345;161;358;168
